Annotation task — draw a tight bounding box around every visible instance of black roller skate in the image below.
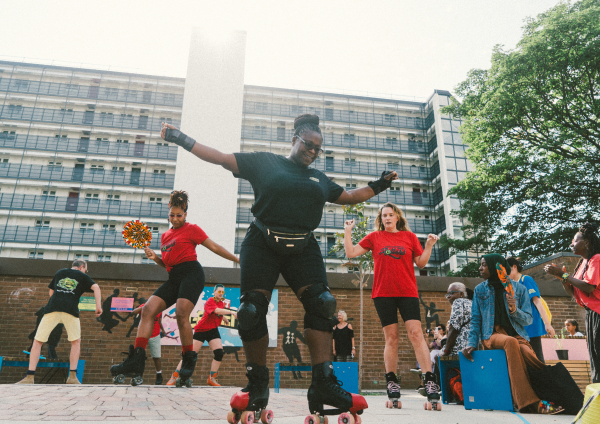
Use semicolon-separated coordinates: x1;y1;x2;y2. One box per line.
305;362;367;424
227;363;273;424
110;345;146;386
385;372;402;409
175;351;197;388
422;371;442;411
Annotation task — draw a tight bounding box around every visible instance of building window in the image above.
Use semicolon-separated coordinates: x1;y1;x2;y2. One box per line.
35;220;50;230
151;226;159;233
80;223;94;232
107;194;120;202
85;193;99;203
90;165;104;172
149;197;162;203
117;139;129;144
153;169;166;174
75;254;90;261
112;166;125;172
42;190;56;198
345;183;356;189
54;134;68;138
98;255;112;262
48;161;62;167
29;251;43;259
102;224;116;232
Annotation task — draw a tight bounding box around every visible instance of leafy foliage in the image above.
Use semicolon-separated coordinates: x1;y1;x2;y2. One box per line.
443;0;600;266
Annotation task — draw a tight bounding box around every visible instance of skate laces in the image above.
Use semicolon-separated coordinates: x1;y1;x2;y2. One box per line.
387;380;400;394
425;380;440;393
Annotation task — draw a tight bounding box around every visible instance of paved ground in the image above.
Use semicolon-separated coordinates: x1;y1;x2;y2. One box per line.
0;385;574;424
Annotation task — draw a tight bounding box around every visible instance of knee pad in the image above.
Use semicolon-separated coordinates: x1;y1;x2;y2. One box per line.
237;291;270;341
213;348;224;362
300;284;337;332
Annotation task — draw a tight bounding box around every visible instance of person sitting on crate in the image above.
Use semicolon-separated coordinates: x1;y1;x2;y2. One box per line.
441;282;473;357
463;254;564;415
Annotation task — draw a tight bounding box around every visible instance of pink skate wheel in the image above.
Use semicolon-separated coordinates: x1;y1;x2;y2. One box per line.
338;413;355;424
227;410;240;424
240;411;254;424
260;409;273;423
353;413;361;424
305;415;318;424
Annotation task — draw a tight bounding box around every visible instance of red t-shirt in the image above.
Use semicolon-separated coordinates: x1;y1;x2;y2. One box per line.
358;230;424;298
194;297;224;332
573;254;600;313
140;303;161;338
160;222;208;272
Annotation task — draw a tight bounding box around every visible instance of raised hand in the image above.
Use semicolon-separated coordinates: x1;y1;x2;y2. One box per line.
344;219;355;231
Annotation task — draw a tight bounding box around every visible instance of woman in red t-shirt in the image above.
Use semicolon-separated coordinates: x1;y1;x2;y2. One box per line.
344;202;439;408
545;222;600;383
110;191;239;386
166;284;237;387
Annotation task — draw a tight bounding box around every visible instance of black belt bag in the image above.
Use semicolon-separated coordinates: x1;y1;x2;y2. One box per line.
253;219;311;255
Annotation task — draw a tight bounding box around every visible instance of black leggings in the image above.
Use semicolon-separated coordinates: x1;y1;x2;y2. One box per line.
586;308;600;383
153;261;205;307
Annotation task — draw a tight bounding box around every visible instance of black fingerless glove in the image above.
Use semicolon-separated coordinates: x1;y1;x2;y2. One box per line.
368;171;394;195
164;128;196;152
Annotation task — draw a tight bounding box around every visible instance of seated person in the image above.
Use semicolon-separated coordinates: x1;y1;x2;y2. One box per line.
429;324;447;364
565;319;584;337
442;283;473;356
463;254;563;415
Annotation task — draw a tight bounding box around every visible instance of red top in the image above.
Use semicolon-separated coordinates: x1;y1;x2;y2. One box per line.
358;230;424;298
194;297;224;332
160;222;208;272
140;303;162;338
573;254;600;313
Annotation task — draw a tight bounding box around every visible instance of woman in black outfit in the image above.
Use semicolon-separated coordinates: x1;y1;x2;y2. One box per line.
161;114;396;423
333;310;355;362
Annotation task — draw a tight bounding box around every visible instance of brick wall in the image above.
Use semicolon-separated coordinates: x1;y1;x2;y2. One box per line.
0;257;586;390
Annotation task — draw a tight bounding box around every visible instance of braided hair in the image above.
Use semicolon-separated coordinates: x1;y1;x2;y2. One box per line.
169;190;189;212
293;114;322;138
572;222;600;277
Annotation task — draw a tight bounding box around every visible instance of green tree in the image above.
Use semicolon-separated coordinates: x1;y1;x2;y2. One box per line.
330;203;372;391
443;0;600;267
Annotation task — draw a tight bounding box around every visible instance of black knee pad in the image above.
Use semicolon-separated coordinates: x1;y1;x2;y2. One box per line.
213;348;224;362
237;291;270;341
300;284;336;332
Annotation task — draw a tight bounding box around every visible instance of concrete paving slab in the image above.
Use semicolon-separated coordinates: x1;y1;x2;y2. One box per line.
0;384;575;424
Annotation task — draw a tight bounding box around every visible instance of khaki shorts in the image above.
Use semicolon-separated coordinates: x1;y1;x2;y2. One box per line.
147;334;162;358
35;312;81;342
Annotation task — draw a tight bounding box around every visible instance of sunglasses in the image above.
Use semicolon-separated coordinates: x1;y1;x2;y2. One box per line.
445;291;462;298
296;135;324;155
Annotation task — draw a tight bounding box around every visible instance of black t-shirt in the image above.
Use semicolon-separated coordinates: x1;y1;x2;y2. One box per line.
45;268;96;318
233;152;344;231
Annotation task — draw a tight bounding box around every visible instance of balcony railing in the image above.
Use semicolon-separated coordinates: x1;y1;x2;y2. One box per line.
0;193;169;218
0;106;180;131
242;126;437;154
0;164;174;189
0;134;177;160
236;207;444;233
244;101;426;130
0;78;184;107
238;179;437;207
310;158;439;180
0;225;161;249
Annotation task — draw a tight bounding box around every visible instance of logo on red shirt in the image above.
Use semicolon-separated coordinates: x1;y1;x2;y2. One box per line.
379;246;406;259
161;240;175;252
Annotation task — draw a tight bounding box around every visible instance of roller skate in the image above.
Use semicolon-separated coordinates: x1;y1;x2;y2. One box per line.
110;345;146;386
166;370;178;386
207;372;221;387
304;362;368;424
384;372;401;409
422;371;442;411
227;363;273;424
175;351;197;388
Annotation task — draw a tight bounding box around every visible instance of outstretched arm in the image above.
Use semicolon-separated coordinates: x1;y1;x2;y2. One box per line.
161;123;239;174
201;238;239;264
333;171;398;205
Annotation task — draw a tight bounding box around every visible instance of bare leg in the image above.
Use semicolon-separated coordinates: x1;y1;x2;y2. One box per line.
175;298;195;347
405;320;432;373
136;296;167;339
208;338;223;373
69;339;81;371
152;358;162;372
382;324;399;373
28;340;43;371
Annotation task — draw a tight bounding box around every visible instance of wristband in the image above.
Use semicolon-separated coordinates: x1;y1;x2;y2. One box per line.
164;128;196;152
562;272;569;282
367;171;394;195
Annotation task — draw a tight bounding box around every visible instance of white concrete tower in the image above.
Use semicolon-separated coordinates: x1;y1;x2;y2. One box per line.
174;28;247;267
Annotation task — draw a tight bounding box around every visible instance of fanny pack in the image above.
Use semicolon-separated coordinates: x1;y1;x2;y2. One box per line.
253;218;311;255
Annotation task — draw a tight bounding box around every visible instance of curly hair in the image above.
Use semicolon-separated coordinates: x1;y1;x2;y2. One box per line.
573;222;600;277
375;202;410;232
169;190;189;212
293;114;322;138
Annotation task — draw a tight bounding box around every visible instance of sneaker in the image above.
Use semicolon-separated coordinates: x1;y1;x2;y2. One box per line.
155;373;163;385
207;373;221;386
16;374;35;384
66;373;81;384
166;371;178;386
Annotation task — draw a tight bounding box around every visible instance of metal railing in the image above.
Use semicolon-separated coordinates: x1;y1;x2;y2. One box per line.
244;101;427;130
0;105;180;131
0;78;184;107
0;193;169;218
0;224;161;249
0;134;178;160
311;158;439;180
0;163;174;189
242;126;437;154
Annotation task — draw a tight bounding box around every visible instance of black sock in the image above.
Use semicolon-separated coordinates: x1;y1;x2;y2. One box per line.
70;369;77;373
27;370;35;375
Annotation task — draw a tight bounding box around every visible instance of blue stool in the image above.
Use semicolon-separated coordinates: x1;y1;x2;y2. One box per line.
438;355;461;404
459;350;514;411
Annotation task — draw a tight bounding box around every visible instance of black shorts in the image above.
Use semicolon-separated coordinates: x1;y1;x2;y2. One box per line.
153;261;205;307
193;327;221;343
239;223;328;294
373;297;421;327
